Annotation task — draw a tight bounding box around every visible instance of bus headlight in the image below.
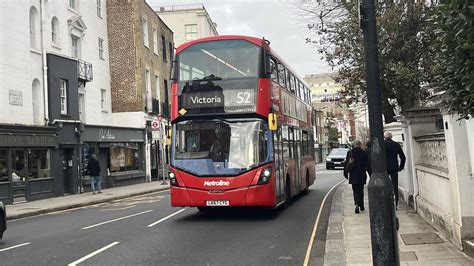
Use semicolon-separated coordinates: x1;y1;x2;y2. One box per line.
168;172;179;186
258;167;272;185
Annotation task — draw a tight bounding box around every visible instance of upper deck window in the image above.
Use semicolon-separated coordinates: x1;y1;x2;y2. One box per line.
178;40;261;82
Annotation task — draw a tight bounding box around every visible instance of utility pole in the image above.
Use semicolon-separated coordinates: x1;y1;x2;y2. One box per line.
359;0;399;265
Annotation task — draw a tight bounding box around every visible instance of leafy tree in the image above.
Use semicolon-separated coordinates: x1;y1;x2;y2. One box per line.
432;0;474;119
296;0;437;123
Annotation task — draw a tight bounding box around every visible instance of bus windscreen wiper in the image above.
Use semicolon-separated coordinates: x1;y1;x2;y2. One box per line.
195;74;222;81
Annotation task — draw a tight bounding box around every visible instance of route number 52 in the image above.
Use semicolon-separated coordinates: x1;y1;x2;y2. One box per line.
236;92;251;104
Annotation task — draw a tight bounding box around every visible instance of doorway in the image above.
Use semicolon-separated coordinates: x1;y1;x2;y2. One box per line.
62;148;73;194
11;149;27;203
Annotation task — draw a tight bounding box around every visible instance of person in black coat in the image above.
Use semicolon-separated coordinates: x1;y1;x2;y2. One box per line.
87;154;102;194
344;140;372;213
384;131;406;207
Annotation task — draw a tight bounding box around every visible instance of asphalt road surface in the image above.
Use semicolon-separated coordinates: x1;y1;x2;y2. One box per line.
0;165;345;265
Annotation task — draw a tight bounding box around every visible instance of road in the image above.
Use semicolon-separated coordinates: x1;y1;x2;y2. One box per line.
0;165;345;265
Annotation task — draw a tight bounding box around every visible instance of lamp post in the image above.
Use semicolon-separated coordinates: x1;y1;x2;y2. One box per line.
360;0;399;265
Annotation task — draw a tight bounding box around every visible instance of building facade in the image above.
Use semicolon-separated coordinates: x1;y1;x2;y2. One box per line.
304;73;355;146
0;0;148;204
155;4;218;47
107;0;173;181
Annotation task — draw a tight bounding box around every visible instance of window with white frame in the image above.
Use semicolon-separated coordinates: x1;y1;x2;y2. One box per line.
185;24;197;41
71;35;80;58
97;0;102;18
142;17;149;47
51;17;59;45
100;89;106;110
60;79;68;115
30;6;39;49
152;28;158;55
145;68;152;110
155;75;160;102
98;38;104;59
69;0;77;10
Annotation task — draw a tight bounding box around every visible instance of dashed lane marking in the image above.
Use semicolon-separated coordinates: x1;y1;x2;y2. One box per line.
147;209;186;228
303;178;346;266
0;242;31;252
81;210;153;230
68;241;119;266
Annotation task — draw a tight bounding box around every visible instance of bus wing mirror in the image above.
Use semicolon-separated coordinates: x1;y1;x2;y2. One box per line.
268;113;277;131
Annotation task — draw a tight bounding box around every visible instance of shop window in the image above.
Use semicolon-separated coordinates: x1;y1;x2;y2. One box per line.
11;150;27;182
110;143;141;173
0;150;8;182
28;149;51;179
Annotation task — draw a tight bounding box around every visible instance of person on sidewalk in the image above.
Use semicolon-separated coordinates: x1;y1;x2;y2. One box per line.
344;140;371;214
87;154;102;194
384;131;406;208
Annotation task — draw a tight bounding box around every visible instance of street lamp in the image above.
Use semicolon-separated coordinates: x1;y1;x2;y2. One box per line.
360;0;399;265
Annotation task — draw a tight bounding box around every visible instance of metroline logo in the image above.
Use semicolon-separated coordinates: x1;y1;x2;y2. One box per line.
204;180;230;186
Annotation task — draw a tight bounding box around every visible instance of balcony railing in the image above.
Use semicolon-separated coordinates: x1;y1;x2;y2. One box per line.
77;59;93;82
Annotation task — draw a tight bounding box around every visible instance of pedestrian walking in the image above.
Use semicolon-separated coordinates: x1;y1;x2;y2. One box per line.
87;154;102;194
384;131;406;208
344;140;371;214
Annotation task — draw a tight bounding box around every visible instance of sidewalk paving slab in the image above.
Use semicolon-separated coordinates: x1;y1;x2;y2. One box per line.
6;181;169;220
324;182;474;265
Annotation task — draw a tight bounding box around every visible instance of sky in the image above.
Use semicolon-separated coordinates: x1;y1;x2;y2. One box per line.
146;0;332;77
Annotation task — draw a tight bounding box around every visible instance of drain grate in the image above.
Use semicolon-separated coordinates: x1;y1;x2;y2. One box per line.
400;251;417;261
400;232;444;245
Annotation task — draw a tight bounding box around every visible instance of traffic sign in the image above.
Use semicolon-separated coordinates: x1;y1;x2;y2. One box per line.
151;120;160;129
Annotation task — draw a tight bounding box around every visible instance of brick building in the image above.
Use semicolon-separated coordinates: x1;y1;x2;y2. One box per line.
107;0;173;180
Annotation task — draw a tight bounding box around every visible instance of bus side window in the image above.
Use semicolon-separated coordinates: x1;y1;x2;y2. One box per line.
302;131;308;157
278;64;286;88
270;58;278;83
289;127;294;159
282;125;290;160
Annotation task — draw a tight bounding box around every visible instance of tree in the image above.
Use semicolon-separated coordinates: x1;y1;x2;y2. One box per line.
296;0;437;123
432;0;474;119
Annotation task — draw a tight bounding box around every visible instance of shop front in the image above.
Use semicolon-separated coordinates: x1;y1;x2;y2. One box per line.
0;125;58;204
81;126;145;190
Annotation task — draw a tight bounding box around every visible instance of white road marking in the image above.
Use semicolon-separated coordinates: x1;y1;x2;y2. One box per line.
81;210;153;230
0;242;31;252
147;209;186;228
67;241;119;266
303;179;346;266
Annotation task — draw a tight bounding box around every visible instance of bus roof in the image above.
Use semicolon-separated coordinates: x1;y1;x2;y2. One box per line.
175;35;309;88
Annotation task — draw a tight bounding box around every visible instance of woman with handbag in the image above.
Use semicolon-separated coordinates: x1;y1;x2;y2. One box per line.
344;140;372;213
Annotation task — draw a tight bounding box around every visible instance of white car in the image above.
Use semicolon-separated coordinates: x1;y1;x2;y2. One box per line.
0;201;6;239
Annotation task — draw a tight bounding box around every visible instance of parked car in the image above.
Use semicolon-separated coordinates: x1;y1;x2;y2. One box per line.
326;148;350;170
0;201;6;239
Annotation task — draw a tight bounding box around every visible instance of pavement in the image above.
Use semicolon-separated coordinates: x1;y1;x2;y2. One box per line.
324;181;474;265
5;181;169;220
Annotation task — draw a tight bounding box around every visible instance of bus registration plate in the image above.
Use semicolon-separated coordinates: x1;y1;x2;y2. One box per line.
206;200;230;206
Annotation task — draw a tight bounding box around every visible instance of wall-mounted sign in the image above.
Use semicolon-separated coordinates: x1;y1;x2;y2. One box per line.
9;90;23;106
99;128;116;140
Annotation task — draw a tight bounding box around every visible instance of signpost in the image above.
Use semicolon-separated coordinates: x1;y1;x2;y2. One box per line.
151;116;167;185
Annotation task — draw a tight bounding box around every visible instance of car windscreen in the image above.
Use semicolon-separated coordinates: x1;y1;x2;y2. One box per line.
329;149;349;156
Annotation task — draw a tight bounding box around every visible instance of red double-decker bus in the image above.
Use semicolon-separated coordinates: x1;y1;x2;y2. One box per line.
168;35;315;209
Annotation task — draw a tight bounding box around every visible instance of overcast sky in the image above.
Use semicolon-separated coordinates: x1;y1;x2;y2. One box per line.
147;0;332;76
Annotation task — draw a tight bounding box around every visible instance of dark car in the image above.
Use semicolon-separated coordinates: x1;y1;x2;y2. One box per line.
0;201;5;239
326;148;350;170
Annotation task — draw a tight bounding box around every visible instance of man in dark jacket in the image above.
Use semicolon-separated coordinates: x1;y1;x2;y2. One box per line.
384;131;406;207
87;154;102;194
344;140;372;213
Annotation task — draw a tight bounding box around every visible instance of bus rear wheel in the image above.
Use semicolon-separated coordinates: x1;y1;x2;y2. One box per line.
302;171;310;195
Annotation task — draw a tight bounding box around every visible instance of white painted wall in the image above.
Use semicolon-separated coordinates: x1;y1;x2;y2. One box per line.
0;0;111;127
0;1;43;125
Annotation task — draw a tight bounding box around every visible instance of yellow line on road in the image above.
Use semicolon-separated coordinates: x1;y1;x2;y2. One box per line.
303;179;346;266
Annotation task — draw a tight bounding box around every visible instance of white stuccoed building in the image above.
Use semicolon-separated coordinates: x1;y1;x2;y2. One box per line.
0;1;146;204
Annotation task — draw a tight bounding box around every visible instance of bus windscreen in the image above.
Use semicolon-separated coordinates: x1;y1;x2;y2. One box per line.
178;40;261;82
171;119;272;176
